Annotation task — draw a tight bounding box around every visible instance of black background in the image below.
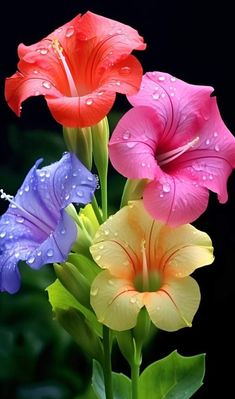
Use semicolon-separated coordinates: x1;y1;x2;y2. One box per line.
0;0;234;397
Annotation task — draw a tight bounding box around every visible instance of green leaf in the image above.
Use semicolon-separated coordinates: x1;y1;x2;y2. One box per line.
92;360;131;399
46;279;102;337
139;350;205;399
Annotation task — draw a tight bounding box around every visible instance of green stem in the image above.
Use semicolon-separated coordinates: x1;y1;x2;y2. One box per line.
131;340;142;399
103;326;113;399
92;197;103;225
100;164;108;221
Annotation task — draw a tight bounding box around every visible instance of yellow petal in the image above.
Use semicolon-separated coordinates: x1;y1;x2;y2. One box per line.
145;276;200;332
158;224;214;277
90;270;144;331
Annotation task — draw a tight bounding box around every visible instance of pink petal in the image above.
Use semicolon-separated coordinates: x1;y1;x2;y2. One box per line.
143;173;209;226
109;106;163;180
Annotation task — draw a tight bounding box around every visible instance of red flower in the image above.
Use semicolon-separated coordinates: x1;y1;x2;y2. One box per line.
5;12;146;127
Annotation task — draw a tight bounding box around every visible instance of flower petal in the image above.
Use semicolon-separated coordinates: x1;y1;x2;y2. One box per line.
109;106;162;180
158;224;214;277
144;174;209;226
90;270;143;331
145;277;200;331
46;91;116;128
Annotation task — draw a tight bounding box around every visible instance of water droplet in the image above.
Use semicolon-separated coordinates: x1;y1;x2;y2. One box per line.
98;90;104;96
37;251;42;256
104;229;109;236
162;183;171;193
10;204;17;209
116;80;121;86
87;176;93;182
119;66;131;75
39;171;45;177
72;171;78;177
127;142;137;149
33;70;39;74
152;92;160;100
116;29;122;34
45;171;50;178
60;228;66;235
57;27;63;33
209;174;213;180
170;92;175;96
76;190;83;197
202;175;207;180
16;216;24;223
122;131;131;140
24;184;30;192
98;245;104;250
141;162;146;167
42;81;51;89
114;232;118;237
15;252;20;258
65;194;70;200
123;260;130;266
18;190;23;196
215;144;220;152
91;287;99;296
159;193;164;198
108;279;114;285
161;93;166;98
205;138;210;145
130;297;137;304
28;256;35;264
34;90;40;96
158;76;165;81
95;255;101;261
39;48;48;55
170;76;176;82
47;249;54;257
0;232;6;238
213;131;218;137
66;26;75;38
65;175;68;180
72;184;76;189
86;98;93;105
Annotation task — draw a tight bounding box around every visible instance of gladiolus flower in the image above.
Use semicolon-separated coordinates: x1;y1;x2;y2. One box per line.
5;12;146;128
109;72;235;226
90;201;214;332
0;153;97;294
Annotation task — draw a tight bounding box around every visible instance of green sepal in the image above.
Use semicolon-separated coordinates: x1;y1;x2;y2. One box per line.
91;117;109;180
56;308;103;362
63;126;93;170
139;350;206;399
115;330;134;366
121;178;148;207
92;360;131;399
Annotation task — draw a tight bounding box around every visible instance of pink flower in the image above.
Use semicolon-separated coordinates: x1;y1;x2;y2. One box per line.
109;71;235;226
5;12;146;128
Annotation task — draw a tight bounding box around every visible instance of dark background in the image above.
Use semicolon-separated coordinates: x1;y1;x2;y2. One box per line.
0;0;234;398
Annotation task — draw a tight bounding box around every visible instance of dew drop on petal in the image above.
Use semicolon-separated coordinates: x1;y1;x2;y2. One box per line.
116;80;121;86
104;229;109;236
152;92;160;100
119;66;131;75
65;194;70;200
209;174;213;180
86;98;93;106
39;48;48;55
130;297;137;304
37;251;42;256
34;90;40;96
33;70;39;74
47;249;54;257
205;139;210;145
159;193;164;198
98;245;104;250
122;131;131;140
170;77;176;82
158;76;165;81
213;131;218;137
72;171;78;177
76;190;83;197
91;287;99;296
98;90;104;96
161;93;166;98
162;183;171;193
108;279;114;285
15;252;20;258
28;256;35;264
42;81;51;89
202;175;207;180
0;232;6;238
24;184;30;192
215;144;220;152
87;176;93;182
127;142;137;149
45;171;50;178
60;228;66;235
66;26;75;38
16;216;24;223
141;162;146;167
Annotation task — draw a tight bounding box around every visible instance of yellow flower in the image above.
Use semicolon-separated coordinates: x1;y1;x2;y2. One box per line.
90;201;214;332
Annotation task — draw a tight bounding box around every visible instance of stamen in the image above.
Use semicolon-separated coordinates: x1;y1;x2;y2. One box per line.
157;136;199;166
141;239;149;291
0;188;52;235
52;39;78;97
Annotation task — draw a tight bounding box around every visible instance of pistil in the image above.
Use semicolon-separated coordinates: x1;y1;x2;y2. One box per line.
157;136;199;166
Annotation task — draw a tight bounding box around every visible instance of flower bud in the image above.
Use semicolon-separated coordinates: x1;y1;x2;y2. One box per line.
63;126;93;170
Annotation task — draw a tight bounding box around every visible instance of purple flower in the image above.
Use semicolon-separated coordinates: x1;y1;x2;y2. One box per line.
0;152;97;293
